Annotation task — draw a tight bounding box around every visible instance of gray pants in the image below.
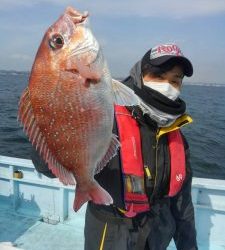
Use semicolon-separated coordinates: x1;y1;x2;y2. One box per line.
84;203;175;250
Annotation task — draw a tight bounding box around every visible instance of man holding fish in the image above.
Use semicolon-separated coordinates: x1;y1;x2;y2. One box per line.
21;6;198;250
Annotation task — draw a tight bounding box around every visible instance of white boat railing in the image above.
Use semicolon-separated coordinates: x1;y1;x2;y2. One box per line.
1;155;225;248
0;155;75;223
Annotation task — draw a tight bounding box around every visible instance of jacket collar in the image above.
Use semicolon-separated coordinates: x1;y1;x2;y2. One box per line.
156;114;193;140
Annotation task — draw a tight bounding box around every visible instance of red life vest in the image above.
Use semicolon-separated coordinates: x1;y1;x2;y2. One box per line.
114;105;186;217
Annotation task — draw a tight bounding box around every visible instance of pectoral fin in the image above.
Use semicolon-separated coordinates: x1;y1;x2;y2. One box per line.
95;134;120;175
112;78;140;106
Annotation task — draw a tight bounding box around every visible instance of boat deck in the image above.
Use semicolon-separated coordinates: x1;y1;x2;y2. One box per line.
1;204;225;250
0;204;86;250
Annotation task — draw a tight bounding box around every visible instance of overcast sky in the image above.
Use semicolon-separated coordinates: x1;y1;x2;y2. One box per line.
0;0;225;84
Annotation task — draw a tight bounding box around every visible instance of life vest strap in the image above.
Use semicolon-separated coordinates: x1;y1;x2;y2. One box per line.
168;130;186;196
115;105;150;216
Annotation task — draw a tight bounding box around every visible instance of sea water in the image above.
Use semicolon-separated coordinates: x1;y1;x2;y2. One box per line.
0;70;225;179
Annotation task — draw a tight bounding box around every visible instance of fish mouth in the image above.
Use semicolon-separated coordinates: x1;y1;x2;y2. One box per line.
65;6;89;25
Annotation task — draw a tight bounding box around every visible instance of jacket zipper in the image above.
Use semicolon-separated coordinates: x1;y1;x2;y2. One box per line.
154;131;160;194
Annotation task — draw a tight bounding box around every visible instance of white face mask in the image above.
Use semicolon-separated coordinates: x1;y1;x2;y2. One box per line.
143;81;180;100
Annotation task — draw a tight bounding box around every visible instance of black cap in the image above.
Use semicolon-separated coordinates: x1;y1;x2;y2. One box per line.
141;44;193;77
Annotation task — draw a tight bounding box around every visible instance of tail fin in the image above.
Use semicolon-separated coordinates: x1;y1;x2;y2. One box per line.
73;182;113;212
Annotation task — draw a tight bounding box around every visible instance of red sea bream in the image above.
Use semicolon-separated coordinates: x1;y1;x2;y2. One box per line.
18;7;139;211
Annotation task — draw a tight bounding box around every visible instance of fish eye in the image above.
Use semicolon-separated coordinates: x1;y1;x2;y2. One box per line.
49;34;64;50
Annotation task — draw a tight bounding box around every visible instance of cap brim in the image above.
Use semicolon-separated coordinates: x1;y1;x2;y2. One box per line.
150;55;193;77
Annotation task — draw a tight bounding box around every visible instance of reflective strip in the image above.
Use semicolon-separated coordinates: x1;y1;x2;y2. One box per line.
99;223;107;250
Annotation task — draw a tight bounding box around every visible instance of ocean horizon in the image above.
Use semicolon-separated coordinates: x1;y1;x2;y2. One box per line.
0;70;225;87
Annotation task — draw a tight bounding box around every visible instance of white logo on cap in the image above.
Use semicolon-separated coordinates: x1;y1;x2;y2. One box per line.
150;44;183;60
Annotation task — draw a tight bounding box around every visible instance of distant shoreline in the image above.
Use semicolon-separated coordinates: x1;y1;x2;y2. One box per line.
0;70;224;86
0;69;29;75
